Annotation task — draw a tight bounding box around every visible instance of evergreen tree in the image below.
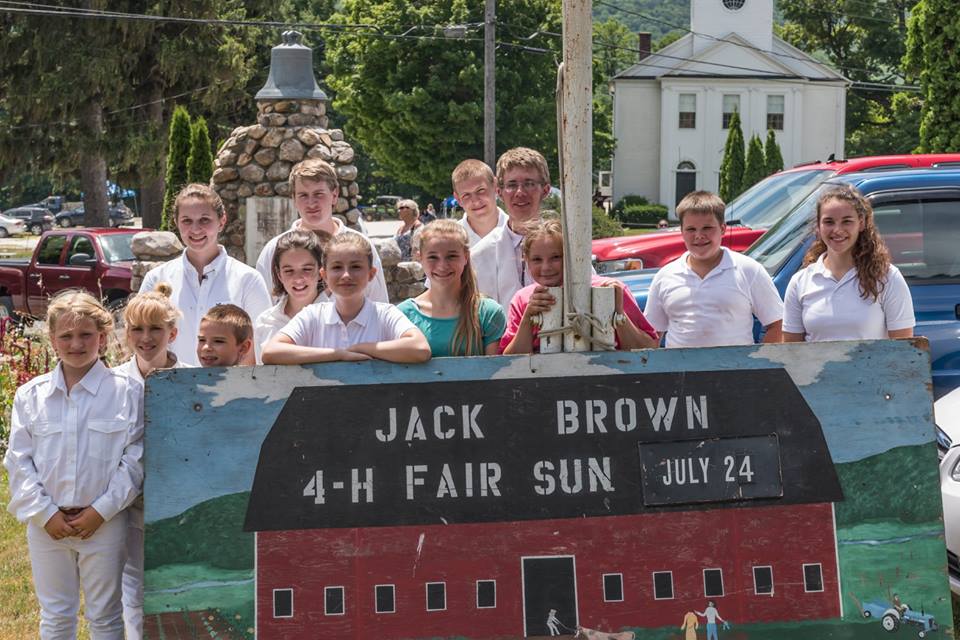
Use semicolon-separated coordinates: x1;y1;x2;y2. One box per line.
719;112;745;203
764;130;784;175
161;106;192;231
905;0;960;152
187;117;215;185
743;134;767;189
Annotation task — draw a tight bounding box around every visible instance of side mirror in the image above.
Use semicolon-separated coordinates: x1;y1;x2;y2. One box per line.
68;253;97;267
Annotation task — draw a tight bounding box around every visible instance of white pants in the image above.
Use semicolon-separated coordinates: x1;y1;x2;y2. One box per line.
27;512;127;640
122;503;144;640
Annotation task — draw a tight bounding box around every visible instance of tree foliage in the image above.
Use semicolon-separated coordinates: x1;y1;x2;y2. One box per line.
743;134;767;190
904;0;960;152
187;117;215;185
162;107;192;231
719;112;745;203
764;130;784;175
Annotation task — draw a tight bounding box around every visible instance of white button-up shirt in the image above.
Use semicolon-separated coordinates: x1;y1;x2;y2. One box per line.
783;256;915;341
255;218;389;304
140;246;272;366
113;354;192;386
644;248;784;348
472;222;527;307
279;299;417;349
4;360;143;527
459;207;508;247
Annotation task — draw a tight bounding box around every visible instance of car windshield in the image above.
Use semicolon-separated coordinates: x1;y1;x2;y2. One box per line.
727;169;833;229
746;182;834;275
97;233;136;263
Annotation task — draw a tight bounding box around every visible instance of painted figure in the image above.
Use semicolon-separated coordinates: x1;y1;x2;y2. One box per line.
696;601;726;640
547;608;562;636
680;610;699;640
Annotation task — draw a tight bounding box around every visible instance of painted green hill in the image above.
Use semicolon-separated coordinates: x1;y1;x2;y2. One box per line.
145;491;253;571
834;443;942;527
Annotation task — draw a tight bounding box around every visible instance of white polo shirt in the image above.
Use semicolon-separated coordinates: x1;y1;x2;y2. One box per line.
255;217;388;303
139;246;272;367
252;293;330;363
4;360;143;527
644;247;783;348
783;256;915;341
279;298;417;349
459;207;508;247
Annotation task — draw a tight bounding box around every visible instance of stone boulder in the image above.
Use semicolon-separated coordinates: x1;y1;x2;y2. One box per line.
373;237;402;268
131;231;183;260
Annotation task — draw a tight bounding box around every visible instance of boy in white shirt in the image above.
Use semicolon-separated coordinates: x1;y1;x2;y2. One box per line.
256;158;388;303
451;159;508;247
471;147;552;305
643;191;783;347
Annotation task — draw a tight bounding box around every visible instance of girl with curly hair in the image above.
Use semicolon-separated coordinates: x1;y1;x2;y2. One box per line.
782;185;915;342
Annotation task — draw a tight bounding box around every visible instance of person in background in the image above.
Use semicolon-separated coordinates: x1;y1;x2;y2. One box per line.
783;185;914;342
657;218;670;230
196;304;254;367
398;220;506;356
5;290;143;639
452;159;508;247
644;191;783;347
139;184;271;366
423;202;439;222
395;199;424;261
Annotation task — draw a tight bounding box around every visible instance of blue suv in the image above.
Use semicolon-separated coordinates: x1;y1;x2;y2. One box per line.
616;168;960;398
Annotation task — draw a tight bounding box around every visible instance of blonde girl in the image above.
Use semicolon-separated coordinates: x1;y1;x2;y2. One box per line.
139;183;271;366
4;289;143;638
115;282;190;639
254;229;328;362
783;185;915;341
398;220;506;356
500;219;659;354
262;233;431;364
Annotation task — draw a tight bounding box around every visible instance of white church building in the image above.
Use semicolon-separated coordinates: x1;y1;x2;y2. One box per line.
610;0;849;212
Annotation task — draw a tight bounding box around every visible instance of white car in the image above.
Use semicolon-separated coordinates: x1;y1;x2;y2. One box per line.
936;386;960;593
0;213;26;238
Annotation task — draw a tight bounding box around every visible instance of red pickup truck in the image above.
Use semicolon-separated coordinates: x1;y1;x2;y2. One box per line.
0;228;141;319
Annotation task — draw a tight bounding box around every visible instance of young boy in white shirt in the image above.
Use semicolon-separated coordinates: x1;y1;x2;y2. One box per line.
643;191;783;348
451;159;508;247
256;158;389;302
471;147;552;305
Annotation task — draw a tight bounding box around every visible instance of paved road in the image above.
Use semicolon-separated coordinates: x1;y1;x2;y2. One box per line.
363;219;402;238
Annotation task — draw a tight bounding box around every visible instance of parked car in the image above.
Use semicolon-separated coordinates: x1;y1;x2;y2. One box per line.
936;387;960;594
616;168;960;398
25;195;67;214
55;204;134;228
593;153;960;274
0;228;143;319
2;206;55;235
0;213;27;238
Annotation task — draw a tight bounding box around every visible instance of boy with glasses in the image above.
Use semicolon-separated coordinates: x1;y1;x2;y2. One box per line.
472;147;552;305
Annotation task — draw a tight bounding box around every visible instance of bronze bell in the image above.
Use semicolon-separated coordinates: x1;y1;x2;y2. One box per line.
256;30;328;101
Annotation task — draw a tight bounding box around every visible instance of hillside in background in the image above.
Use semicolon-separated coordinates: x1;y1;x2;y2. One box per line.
593;0;689;40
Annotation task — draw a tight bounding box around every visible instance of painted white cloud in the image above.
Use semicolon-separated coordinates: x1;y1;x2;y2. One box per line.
491;352;625;379
748;342;856;386
197;365;344;407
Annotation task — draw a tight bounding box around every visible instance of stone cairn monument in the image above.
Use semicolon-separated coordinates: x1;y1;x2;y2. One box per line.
131;31;425;301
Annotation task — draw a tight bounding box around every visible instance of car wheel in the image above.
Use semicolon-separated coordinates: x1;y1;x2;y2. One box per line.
59;217;72;228
0;227;8;238
863;611;872;618
29;223;42;235
919;631;926;638
881;613;900;632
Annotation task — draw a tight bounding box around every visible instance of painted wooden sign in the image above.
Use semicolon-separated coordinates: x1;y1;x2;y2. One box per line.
143;340;950;639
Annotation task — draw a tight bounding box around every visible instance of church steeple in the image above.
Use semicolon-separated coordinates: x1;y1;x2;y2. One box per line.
690;0;773;55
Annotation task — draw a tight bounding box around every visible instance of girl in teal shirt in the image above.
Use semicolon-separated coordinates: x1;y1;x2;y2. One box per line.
398;220;506;356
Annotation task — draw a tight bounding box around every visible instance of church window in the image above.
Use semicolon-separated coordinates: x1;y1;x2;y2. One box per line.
679;94;696;129
722;95;740;129
767;95;785;130
723;0;746;10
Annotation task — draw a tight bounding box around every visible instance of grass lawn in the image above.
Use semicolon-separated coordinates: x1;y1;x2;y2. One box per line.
0;467;90;639
623;227;658;236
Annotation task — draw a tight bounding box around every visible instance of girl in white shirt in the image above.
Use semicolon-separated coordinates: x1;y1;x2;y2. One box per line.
139;183;271;366
114;282;190;640
783;185;915;342
263;233;431;365
254;229;328;362
4;290;143;638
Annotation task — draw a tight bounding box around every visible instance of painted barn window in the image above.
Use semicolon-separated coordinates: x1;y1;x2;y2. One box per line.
679;94;697;129
722;94;740;129
325;586;345;616
476;580;497;608
703;568;724;597
426;582;447;612
767;95;785;130
652;571;674;600
375;584;396;613
803;563;824;593
603;573;624;602
273;588;294;618
753;566;774;595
